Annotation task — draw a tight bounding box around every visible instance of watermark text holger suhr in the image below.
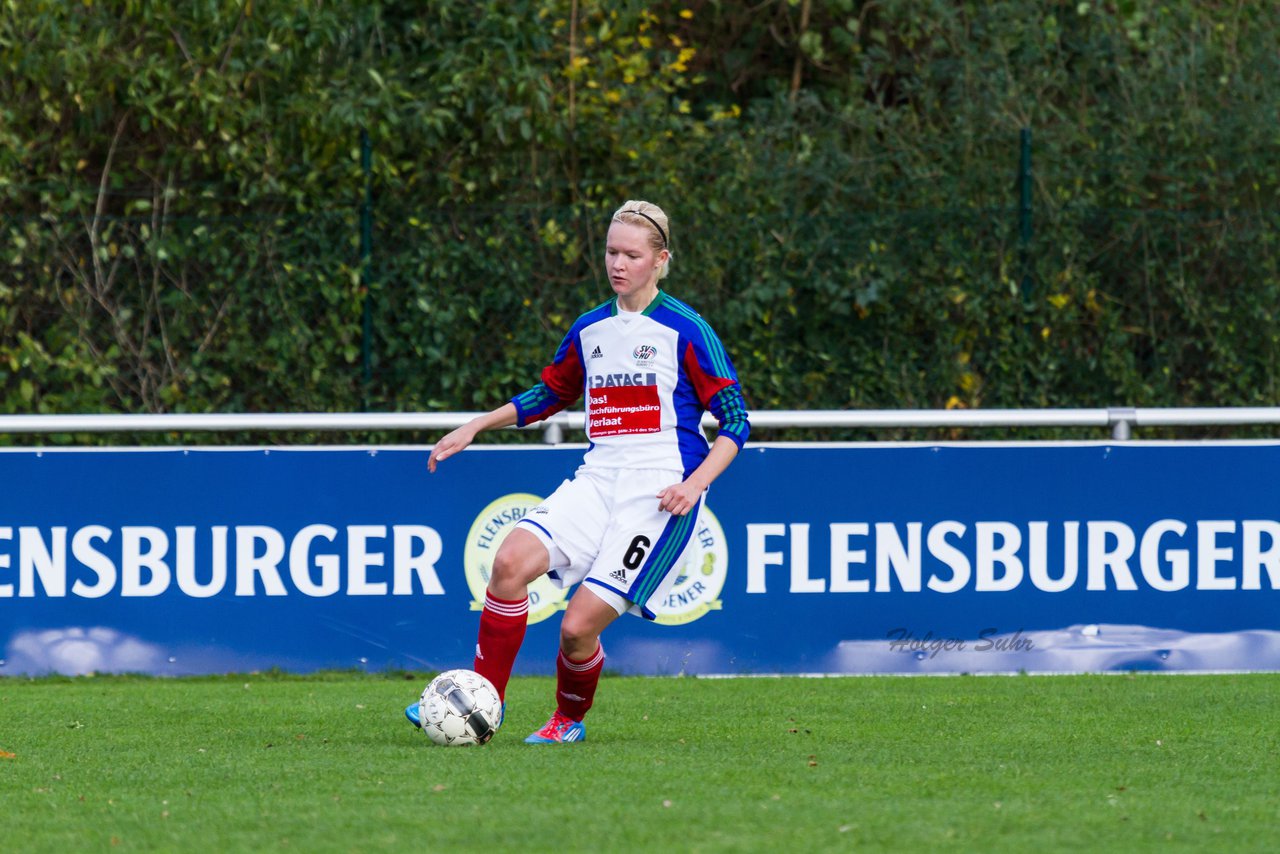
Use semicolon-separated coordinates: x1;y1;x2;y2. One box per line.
886;628;1034;659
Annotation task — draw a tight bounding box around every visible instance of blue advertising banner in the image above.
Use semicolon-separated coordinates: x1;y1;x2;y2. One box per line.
2;442;1279;676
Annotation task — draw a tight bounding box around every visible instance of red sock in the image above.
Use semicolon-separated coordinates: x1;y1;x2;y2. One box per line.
556;644;605;722
474;592;528;701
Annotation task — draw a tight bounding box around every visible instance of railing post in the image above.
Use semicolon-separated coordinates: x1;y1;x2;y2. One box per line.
1109;407;1136;440
359;128;374;411
1018;127;1033;306
543;420;564;445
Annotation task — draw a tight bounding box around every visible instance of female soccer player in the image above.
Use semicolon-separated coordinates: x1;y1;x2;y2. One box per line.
407;200;749;743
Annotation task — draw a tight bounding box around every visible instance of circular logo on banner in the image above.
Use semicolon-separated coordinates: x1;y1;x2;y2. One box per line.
464;493;568;624
652;507;728;626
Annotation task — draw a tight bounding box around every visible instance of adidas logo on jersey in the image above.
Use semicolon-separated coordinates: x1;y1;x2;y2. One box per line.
590;346;603;359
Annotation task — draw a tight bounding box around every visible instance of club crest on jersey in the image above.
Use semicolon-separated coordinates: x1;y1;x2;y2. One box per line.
632;344;658;365
653;507;729;627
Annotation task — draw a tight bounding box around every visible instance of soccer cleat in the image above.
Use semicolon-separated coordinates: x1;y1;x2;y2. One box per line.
524;710;586;744
406;699;505;731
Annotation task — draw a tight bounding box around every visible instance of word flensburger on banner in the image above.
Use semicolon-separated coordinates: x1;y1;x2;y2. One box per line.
0;524;446;599
2;443;1279;675
743;519;1280;594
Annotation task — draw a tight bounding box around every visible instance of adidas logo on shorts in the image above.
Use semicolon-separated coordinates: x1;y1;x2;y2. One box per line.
609;569;628;583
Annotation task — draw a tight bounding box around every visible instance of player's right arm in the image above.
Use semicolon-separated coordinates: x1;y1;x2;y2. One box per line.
510;326;586;427
432;308;601;473
431;321;587;473
428;403;519;473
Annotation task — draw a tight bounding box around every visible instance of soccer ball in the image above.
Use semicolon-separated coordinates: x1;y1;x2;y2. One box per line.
418;669;503;746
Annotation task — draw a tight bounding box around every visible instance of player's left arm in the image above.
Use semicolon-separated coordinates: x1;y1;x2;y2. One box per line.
657;434;739;516
657;323;750;516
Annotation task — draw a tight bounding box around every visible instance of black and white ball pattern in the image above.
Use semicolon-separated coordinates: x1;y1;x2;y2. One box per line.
418;669;503;746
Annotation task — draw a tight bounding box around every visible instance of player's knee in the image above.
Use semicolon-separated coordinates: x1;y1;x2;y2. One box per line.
489;549;534;587
559;613;599;653
489;532;548;589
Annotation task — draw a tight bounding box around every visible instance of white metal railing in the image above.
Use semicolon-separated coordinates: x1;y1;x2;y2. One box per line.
1;407;1280;442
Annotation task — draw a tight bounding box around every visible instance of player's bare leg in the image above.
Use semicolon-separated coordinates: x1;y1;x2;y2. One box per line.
487;528;551;599
474;528;549;700
559;584;620;662
526;585;619;744
406;528;550;729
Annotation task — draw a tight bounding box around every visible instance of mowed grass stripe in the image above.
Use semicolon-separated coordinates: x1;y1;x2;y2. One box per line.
1;672;1275;852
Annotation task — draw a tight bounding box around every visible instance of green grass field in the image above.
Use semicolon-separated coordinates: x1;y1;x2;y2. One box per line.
2;672;1276;852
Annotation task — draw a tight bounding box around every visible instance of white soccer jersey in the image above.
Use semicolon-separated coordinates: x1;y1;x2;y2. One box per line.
512;291;749;477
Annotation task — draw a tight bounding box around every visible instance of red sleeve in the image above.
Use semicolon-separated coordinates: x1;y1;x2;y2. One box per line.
541;341;585;402
512;340;585;426
682;341;735;407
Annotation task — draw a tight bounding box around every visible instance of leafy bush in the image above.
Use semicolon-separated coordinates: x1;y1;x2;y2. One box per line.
2;1;1277;441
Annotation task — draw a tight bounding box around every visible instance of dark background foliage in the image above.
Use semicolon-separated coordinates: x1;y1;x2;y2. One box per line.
3;1;1277;442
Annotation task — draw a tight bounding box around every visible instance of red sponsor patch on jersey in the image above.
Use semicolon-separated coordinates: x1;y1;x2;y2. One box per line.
587;384;661;437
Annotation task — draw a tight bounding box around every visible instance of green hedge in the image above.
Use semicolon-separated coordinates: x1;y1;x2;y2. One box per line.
3;1;1278;441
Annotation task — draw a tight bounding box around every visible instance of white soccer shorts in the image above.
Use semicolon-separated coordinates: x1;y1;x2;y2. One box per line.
516;466;704;620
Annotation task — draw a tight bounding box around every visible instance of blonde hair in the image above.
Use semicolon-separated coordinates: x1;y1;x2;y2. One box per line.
612;200;672;280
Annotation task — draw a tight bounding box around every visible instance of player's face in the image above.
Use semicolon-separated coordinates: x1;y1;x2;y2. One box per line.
605;221;666;304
